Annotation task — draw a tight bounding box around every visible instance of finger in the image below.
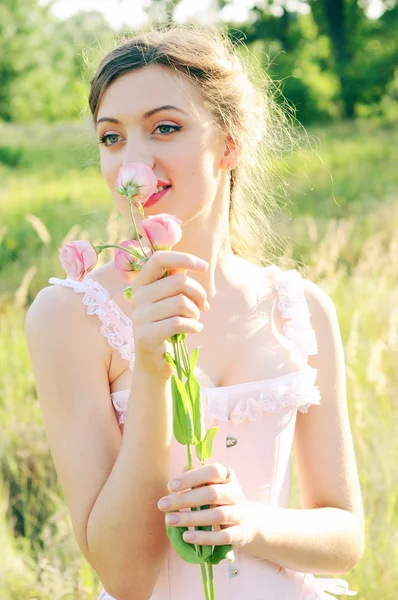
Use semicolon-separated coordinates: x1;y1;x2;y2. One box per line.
158;482;235;512
138;250;208;285
182;525;241;546
147;294;200;324
138;271;209;313
134;315;204;348
165;506;239;528
167;463;233;493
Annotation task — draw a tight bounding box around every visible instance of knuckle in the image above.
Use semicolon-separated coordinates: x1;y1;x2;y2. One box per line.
176;293;188;310
171;316;184;328
214;507;226;525
208;485;220;503
208;464;220;481
216;463;227;480
175;273;188;287
222;529;232;544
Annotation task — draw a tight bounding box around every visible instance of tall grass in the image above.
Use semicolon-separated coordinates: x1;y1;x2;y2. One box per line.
1;120;397;598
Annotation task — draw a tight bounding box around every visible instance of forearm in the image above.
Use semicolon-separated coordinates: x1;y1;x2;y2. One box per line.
244;502;364;575
86;370;172;599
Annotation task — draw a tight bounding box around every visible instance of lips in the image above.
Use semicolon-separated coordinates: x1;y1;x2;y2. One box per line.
144;184;171;208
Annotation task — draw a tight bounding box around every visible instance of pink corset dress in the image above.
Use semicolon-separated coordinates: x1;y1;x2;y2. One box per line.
48;264;356;600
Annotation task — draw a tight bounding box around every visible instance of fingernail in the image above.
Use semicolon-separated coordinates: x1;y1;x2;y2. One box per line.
166;514;179;525
196;259;209;270
158;498;171;510
184;532;196;542
204;300;210;311
168;479;182;491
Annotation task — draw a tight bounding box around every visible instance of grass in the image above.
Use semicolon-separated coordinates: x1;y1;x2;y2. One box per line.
1;119;398;598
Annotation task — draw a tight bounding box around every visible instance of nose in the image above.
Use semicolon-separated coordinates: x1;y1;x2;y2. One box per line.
122;137;154;169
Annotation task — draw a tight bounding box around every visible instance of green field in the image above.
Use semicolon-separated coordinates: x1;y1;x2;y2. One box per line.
1;119;397;599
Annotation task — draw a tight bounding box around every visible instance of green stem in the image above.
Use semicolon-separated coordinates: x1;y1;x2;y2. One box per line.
127;194;148;257
171;340;184;380
96;243;140;256
186;443;193;470
179;339;191;377
200;563;210;600
208;563;215;600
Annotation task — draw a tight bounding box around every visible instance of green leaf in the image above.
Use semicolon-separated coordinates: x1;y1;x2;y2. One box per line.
199;542;213;562
186;374;204;445
203;427;218;461
166;524;203;564
164;351;176;371
189;347;199;372
123;286;133;302
208;544;234;565
171;374;194;445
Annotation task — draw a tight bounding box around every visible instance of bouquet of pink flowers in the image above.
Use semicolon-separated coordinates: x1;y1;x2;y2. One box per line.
59;162;233;600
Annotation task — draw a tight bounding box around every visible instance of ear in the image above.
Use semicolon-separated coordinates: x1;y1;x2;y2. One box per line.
220;135;241;171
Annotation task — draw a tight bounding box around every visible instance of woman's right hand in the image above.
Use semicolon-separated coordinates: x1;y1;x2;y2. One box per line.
129;250;210;380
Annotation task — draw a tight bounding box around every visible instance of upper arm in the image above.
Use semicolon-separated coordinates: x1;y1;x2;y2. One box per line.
294;279;363;524
24;284;122;558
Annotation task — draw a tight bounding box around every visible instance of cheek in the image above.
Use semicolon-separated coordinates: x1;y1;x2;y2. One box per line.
100;151;120;192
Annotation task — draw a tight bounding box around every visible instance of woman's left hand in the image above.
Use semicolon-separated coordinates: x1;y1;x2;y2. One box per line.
157;462;257;547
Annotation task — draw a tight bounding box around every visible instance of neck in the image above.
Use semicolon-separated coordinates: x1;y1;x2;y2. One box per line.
172;196;241;301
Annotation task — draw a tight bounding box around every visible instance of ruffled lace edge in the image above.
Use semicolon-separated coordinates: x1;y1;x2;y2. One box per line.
282;568;357;599
110;366;321;427
48;277;135;371
271;266;318;368
302;573;357;599
202;367;321;428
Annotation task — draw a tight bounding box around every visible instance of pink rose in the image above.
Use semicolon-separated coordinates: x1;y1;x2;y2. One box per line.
114;240;152;282
59;240;98;281
116;162;158;205
142;214;183;251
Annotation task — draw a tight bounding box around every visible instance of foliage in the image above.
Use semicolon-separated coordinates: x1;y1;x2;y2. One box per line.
0;2;114;122
223;1;398;122
0;0;396;125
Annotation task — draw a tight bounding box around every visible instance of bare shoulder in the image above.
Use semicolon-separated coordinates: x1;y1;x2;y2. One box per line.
25;282;110;364
301;277;338;320
300;277;342;370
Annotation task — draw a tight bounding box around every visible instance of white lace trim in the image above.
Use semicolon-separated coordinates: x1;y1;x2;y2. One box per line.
109;366;320;428
48;277;135;371
302;573;357;599
202;368;320;427
271;266;318;367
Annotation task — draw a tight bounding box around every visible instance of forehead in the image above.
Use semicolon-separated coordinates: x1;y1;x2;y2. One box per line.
97;64;208;122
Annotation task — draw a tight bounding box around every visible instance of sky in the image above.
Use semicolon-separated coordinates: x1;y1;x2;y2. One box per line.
43;0;386;28
45;0;256;28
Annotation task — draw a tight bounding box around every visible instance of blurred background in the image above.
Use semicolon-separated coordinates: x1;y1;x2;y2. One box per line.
1;0;397;598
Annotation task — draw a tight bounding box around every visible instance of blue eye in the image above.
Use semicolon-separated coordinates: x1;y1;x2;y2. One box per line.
155;124;181;135
98;133;121;146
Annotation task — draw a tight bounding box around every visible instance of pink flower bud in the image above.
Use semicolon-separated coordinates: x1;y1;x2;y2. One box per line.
59;240;98;281
142;214;183;251
116;163;158;205
114;240;152;282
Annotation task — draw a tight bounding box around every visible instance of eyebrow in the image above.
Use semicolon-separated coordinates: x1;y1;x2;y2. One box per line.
96;105;188;126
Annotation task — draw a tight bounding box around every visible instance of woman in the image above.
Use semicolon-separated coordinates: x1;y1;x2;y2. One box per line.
25;24;364;600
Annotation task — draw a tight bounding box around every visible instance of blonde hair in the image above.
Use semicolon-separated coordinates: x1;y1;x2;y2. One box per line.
89;24;296;265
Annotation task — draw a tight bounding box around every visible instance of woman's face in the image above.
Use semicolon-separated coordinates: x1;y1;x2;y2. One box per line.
96;64;231;231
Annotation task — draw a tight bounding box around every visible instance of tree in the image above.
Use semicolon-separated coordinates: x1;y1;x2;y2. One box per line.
0;0;51;121
220;0;398;120
310;0;398;118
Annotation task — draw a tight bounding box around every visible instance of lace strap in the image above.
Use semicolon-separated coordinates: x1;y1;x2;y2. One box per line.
270;266;318;368
48;277;135;371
